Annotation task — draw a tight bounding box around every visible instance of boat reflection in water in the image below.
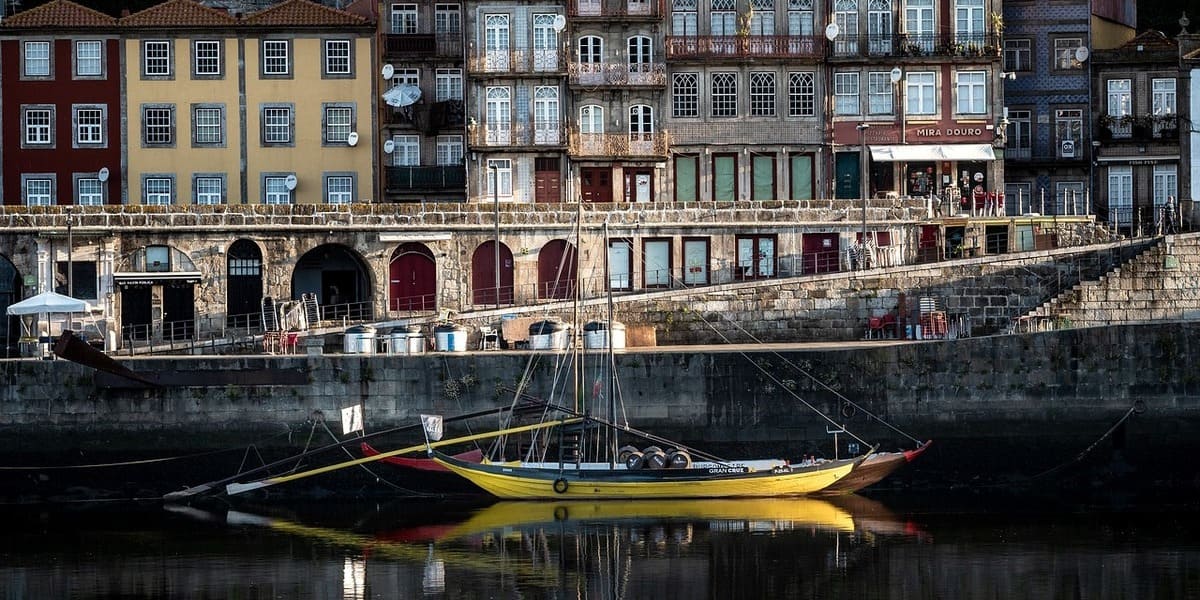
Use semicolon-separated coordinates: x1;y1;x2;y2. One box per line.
205;495;925;598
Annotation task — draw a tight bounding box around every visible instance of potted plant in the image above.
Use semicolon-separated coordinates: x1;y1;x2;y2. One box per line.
1097;114;1115;140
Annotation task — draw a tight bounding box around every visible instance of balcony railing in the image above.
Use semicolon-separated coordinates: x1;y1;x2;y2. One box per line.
385;166;466;192
467;49;566;74
567;62;666;86
383;100;465;129
469;121;568;147
568;131;669;159
665;35;822;59
883;31;1000;58
385;33;462;57
1097;115;1180;142
568;0;661;18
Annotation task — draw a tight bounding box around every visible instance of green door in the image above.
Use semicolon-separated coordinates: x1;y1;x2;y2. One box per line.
835;152;860;199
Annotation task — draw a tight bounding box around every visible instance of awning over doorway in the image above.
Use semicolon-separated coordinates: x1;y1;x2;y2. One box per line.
869;144;996;162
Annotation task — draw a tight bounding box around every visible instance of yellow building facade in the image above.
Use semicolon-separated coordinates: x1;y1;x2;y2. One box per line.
121;0;375;205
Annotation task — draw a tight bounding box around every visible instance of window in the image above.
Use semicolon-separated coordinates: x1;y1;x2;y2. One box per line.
672;0;697;35
713;153;737;201
142;40;171;77
25;177;53;206
629;104;653;138
1152;78;1176;115
868;72;893;114
674;154;698;201
324;40;352;76
1107;166;1132;224
193;40;221;77
906;71;935;115
393;134;419;166
955;0;985;47
55;261;97;299
73;106;105;147
711;73;737;117
749;0;775;34
76;177;103;205
437;135;463;165
1004;39;1031;72
484;15;510;71
1055;109;1082;158
75;40;103;77
578;36;603;70
788;0;814;36
834;72;859;115
325;175;354;204
672;73;699;117
711;0;736;36
1107;78;1131;137
751;154;775;200
788;72;815;116
1007;109;1031;159
23;41;50;77
905;0;934;53
142;105;174;146
580;105;604;135
867;0;892;54
262;104;293;145
1057;181;1084;215
1153;164;1177;212
23;107;53;146
194;175;224;205
192;105;224;146
436;68;463;101
263;175;292;204
486;159;512;197
485;87;511;143
143;177;174;205
435;4;461;33
262;40;290;76
1053;38;1083;70
391;67;418;88
736;235;776;279
391;3;418;33
323;104;354;145
750;72;776;116
790;154;814;199
533;86;560;143
629;35;652;70
643;239;672;288
833;0;859;54
956;71;985;114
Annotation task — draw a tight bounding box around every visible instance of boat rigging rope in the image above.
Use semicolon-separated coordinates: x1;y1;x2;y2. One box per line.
678;290;923;447
0;428;295;471
1026;401;1143;481
319;421;439;497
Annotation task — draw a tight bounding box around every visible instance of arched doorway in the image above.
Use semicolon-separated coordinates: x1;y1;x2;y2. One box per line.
471;241;514;306
0;254;21;356
292;244;372;321
226;239;263;328
114;245;200;342
537;239;576;299
389;243;436;312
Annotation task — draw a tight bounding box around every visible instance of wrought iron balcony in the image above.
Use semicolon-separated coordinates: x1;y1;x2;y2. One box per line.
1096;115;1180;142
834;31;1001;59
664;35;822;60
385;33;462;58
567;62;666;87
385;166;466;192
383;100;465;129
568;131;669;159
568;0;661;18
467;49;566;74
468;121;568;148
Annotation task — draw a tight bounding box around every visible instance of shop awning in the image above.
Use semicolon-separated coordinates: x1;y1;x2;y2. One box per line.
869;144;996;162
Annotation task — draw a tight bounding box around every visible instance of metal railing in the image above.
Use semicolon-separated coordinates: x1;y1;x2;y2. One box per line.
467;49;566;74
567;62;666;86
568;0;661;17
384;33;462;57
568;131;669;159
665;35;822;59
385;166;466;192
468;121;567;147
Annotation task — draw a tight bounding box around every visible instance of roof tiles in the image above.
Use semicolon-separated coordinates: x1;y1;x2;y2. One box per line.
119;0;239;27
242;0;368;26
1;0;118;28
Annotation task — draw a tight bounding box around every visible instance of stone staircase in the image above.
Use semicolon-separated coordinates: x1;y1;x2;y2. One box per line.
1015;233;1200;330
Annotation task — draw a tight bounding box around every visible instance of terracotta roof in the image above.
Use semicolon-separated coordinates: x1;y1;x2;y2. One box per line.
1119;30;1177;51
243;0;368;26
119;0;240;27
1;0;118;28
341;0;376;22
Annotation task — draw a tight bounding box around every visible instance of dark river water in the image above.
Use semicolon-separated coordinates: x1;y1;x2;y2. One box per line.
2;493;1199;599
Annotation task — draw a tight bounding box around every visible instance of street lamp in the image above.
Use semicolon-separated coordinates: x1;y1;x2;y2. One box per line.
490;163;500;308
890;66;904;144
66;205;74;298
825;22;840;198
857;123;870;270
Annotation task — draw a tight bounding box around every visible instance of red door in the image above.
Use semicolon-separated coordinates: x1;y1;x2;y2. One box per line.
389;243;436;311
537;239;577;299
471;241;514;305
535;157;561;203
802;233;840;274
580;167;612;203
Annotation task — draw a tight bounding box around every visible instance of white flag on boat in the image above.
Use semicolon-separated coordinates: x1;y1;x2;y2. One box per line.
421;414;444;442
341;404;363;435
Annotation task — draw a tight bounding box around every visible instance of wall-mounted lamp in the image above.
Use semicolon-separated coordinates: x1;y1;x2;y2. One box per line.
1001;71;1017;80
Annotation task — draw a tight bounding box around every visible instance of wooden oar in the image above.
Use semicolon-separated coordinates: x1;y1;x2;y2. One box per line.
164;401;552;502
224;417;584;496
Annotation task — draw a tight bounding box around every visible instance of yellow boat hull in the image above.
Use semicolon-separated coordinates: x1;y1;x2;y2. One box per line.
432;453;862;500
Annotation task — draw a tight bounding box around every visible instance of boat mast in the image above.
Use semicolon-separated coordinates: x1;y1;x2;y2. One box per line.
604;218;617;467
573;197;583;417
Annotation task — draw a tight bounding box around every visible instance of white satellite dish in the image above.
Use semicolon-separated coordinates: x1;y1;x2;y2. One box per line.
890;66;902;83
97;167;110;182
382;84;422;108
347;131;359;147
383;139;395;154
284;174;298;190
381;63;395;80
552;14;566;32
1074;46;1090;63
825;22;840;41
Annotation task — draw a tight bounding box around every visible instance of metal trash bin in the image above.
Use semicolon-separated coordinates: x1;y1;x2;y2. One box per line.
583;320;626;349
343;324;377;354
529;319;569;350
403;324;425;355
434;323;467;352
382;327;404;355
